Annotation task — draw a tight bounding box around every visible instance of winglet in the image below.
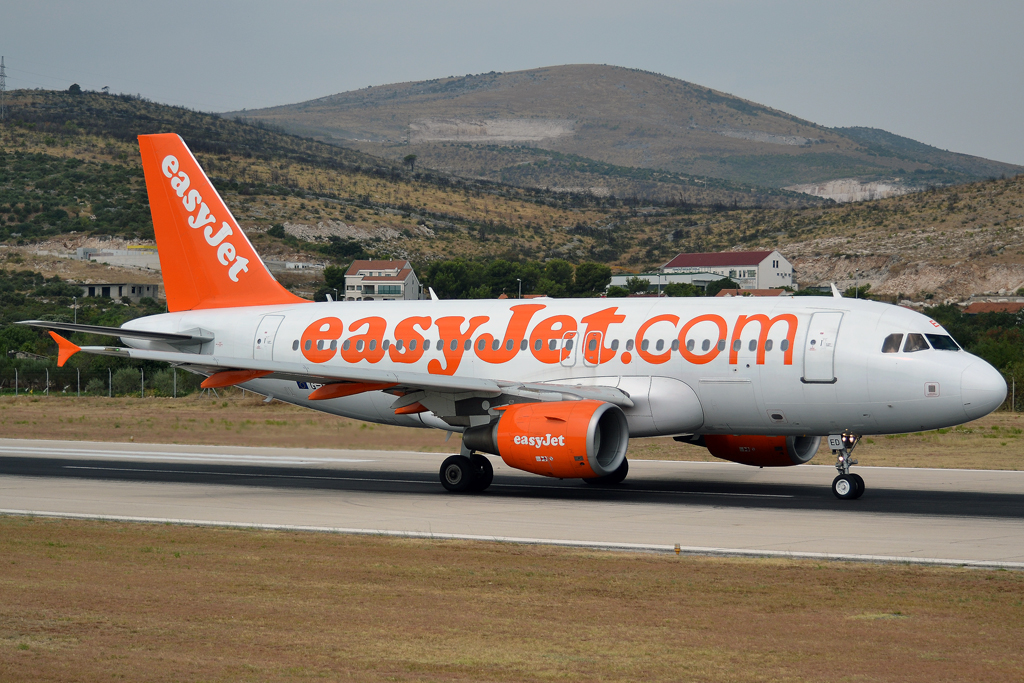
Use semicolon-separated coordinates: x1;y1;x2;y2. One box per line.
830;283;842;298
49;331;81;367
429;287;439;301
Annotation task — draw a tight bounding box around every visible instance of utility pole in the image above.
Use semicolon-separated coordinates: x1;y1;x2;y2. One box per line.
0;57;6;121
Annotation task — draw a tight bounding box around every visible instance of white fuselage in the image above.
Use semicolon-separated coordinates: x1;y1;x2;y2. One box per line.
123;296;1006;438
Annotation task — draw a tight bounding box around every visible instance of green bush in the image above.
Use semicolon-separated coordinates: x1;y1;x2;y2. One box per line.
84;377;106;395
111;367;140;396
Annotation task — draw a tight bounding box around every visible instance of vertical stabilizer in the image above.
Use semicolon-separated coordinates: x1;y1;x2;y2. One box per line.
138;134;307;311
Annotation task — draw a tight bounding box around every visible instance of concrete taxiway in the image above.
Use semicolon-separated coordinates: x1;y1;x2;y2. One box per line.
1;438;1022;567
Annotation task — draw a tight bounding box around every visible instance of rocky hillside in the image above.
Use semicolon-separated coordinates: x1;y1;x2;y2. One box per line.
4;88;1024;302
231;65;1022;200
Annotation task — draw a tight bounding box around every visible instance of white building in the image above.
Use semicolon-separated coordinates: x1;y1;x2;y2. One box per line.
661;250;793;289
344;259;421;301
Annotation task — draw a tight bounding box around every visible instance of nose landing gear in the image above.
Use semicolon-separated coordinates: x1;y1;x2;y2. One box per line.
829;432;864;500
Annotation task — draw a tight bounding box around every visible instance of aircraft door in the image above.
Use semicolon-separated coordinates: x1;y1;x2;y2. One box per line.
802;312;843;383
253;315;285;361
560;331;578;367
582;330;603;367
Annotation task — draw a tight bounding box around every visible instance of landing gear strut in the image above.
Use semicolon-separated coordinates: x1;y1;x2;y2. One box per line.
439;451;494;493
830;432;864;500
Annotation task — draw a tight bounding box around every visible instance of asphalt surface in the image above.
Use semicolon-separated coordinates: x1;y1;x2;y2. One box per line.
1;438;1022;567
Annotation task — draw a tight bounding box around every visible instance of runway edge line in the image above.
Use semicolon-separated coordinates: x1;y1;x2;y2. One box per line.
3;509;1022;570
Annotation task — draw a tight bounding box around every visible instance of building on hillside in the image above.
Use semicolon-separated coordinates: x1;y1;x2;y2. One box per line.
608;271;723;292
714;289;792;297
964;302;1024;315
76;246;161;271
661;250;793;289
78;282;162;302
344;259;421;301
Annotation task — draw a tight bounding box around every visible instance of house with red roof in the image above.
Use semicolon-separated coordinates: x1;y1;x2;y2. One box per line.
661;250;793;289
343;260;421;301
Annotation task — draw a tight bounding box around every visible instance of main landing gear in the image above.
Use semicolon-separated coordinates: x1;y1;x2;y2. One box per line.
830;432;864;500
439;452;494;493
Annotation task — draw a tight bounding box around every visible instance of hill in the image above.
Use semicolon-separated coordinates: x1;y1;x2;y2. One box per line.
4;89;1024;304
231;64;1022;200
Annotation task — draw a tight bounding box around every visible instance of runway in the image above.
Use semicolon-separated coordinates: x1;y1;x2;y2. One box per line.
1;438;1022;568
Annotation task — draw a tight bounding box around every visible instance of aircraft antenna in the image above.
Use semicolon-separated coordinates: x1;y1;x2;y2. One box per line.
0;57;6;121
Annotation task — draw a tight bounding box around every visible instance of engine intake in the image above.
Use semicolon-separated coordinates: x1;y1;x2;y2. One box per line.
704;434;821;467
463;400;628;478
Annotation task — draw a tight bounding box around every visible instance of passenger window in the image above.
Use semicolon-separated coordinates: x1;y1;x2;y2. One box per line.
717;340;726;351
780;340;789;351
903;333;930;353
641;339;650;351
671;339;680;351
687;339;695;351
564;339;573;350
765;339;773;352
548;339;557;351
626;339;635;351
748;339;757;351
588;338;598;351
926;334;961;351
655;339;664;352
881;333;903;353
611;339;620;351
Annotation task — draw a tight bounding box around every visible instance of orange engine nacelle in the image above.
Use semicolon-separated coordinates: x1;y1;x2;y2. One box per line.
462;400;628;478
704;434;821;467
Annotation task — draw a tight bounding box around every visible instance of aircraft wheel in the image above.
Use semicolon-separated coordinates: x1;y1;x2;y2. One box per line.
583;458;629;486
849;473;865;499
440;455;475;493
469;453;493;492
832;474;859;500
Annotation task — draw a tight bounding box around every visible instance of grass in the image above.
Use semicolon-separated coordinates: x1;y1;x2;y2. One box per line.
1;393;1022;470
0;516;1021;682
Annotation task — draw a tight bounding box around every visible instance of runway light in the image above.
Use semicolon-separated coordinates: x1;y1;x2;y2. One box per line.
674;543;680;555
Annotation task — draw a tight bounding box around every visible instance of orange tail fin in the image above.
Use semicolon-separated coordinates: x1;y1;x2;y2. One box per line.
138;134;307;312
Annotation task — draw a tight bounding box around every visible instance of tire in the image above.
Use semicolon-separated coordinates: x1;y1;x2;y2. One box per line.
583;457;629;486
850;473;865;499
832;474;858;500
469;453;494;492
440;455;475;493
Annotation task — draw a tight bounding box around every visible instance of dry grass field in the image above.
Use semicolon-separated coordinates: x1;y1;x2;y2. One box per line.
1;516;1021;682
1;393;1022;469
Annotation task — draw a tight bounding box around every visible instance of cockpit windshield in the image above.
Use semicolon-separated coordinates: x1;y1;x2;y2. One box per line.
926;334;961;351
881;331;962;353
903;333;930;352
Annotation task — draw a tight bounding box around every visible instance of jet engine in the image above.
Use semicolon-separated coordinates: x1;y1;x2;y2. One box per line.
704;434;821;467
463;400;628;478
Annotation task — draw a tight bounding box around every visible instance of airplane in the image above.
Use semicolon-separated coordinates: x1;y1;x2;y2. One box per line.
21;134;1007;500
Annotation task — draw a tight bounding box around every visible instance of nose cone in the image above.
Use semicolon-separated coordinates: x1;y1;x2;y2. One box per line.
961;360;1007;420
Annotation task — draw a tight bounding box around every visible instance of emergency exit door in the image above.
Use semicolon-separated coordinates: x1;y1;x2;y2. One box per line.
802;312;843;383
253;315;285;361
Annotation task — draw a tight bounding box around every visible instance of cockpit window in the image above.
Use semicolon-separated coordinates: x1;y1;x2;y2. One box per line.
881;333;904;353
903;333;930;353
926;334;961;351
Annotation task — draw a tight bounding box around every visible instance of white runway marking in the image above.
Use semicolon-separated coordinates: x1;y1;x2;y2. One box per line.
0;445;374;466
2;508;1020;570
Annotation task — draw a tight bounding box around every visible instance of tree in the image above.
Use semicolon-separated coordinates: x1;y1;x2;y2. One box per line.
606;285;630;298
573;262;612;297
68;83;82;95
705;277;740;297
663;282;700;297
324;265;346;291
403;154;417;172
625;276;651;295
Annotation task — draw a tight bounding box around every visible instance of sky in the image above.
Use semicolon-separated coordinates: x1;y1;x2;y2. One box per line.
4;1;1023;165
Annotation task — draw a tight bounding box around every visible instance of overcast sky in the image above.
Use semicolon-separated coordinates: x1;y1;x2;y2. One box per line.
5;1;1023;165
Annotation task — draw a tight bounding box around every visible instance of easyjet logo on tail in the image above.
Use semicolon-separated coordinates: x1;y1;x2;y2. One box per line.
161;155;249;283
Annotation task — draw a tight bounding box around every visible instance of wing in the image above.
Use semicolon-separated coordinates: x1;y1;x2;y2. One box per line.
43;336;633;424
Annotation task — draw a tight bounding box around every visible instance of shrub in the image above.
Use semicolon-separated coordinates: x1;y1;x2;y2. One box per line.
111;367;140;396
